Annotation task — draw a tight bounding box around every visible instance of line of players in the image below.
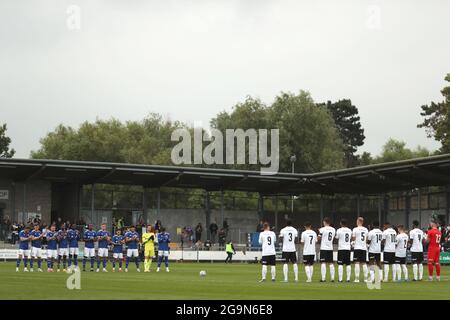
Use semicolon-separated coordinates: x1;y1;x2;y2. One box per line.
258;217;442;283
15;223;172;273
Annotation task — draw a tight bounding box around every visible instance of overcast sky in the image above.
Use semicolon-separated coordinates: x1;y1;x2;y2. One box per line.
1;0;449;158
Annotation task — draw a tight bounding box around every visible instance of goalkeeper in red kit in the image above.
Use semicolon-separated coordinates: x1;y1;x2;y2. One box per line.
426;221;442;281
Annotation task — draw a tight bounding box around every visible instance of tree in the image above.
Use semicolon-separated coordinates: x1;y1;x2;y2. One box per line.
0;123;15;158
372;139;431;163
418;73;450;153
211;91;345;173
31;113;182;165
318;99;365;167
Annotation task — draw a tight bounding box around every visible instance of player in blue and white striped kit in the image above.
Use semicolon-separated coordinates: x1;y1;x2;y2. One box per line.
16;226;31;272
156;227;171;273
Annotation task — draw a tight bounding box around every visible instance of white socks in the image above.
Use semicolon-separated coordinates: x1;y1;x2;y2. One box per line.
418;263;423;280
413;264;423;280
402;265;408;280
283;263;299;281
355;263;360;279
321;263;327;281
320;263;335;281
305;265;314;281
384;264;389;281
261;265;276;280
329;264;335;281
338;265;352;282
262;265;267;280
363;264;369;280
283;264;288;281
346;265;351;281
293;263;298;281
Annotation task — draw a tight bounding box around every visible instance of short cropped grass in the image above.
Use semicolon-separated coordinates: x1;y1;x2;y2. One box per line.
0;262;449;300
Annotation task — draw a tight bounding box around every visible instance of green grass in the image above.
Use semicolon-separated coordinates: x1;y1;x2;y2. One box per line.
0;262;449;300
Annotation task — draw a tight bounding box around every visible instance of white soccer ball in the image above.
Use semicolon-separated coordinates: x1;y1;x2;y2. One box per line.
199;270;207;277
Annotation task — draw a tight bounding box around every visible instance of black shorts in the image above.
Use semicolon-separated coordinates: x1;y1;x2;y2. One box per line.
353;249;367;263
303;255;315;265
395;256;406;265
261;255;276;266
411;252;424;263
337;250;351;265
319;250;333;263
369;252;381;263
282;251;297;264
383;252;396;265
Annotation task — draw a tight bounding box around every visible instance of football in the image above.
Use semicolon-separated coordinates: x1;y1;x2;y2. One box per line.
199;270;207;277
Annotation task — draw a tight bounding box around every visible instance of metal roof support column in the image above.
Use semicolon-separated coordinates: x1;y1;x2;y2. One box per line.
446;186;450;226
258;194;264;221
205;191;211;241
91;184;95;224
405;192;411;227
156;188;161;221
320;195;324;223
418;188;422;228
356;194;361;217
383;194;389;226
274;196;278;232
22;182;27;222
377;195;382;225
220;190;224;228
142;187;148;225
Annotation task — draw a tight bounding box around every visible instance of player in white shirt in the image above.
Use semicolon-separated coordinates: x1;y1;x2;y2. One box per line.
352;217;369;283
367;221;383;283
318;217;336;282
382;222;397;282
258;222;277;282
279;220;299;282
395;225;409;281
301;221;317;283
409;220;425;281
335;219;352;282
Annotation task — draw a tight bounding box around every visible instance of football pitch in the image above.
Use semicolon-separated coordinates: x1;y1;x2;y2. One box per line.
0;262;449;300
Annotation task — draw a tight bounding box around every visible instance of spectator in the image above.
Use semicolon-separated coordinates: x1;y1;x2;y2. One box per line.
218;228;226;248
256;220;264;232
209;221;218;244
195;223;203;243
154;220;162;233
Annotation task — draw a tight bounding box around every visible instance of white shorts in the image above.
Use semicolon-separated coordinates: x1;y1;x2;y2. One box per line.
31;247;42;258
47;249;58;259
127;249;139;258
84;248;96;258
98;248;108;257
158;250;169;257
113;252;123;259
69;247;79;255
59;248;69;256
18;249;31;258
